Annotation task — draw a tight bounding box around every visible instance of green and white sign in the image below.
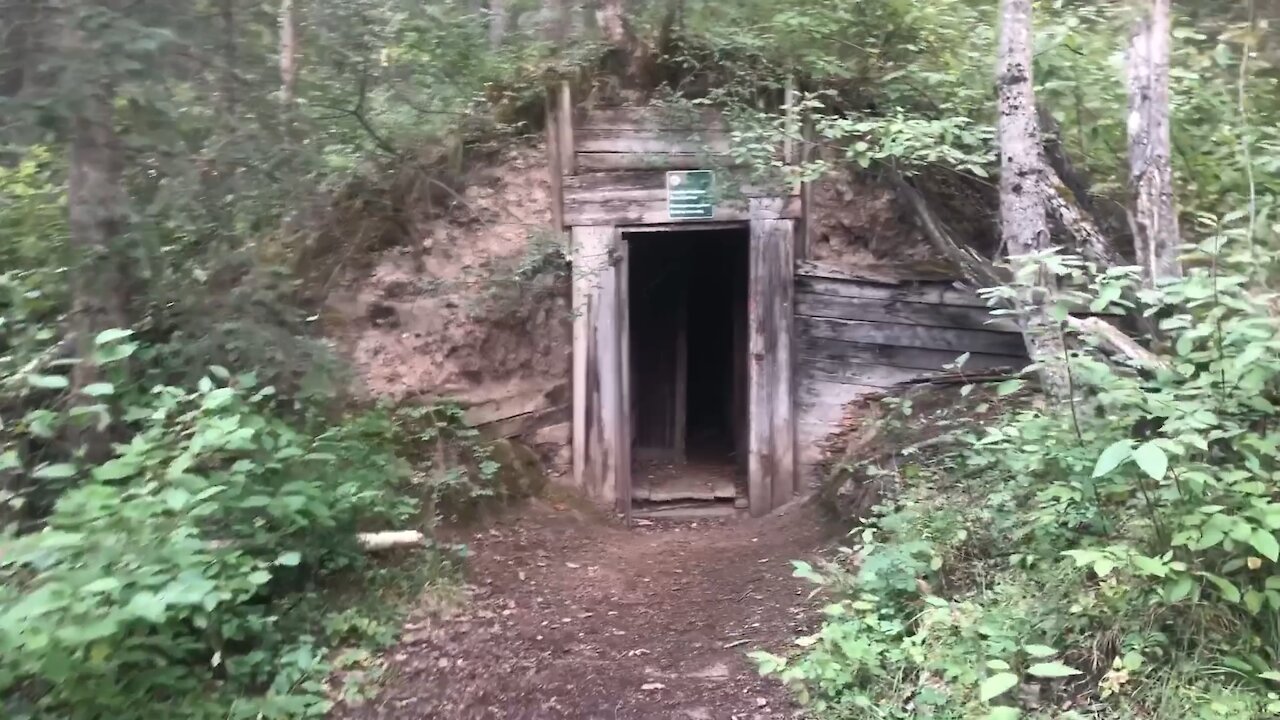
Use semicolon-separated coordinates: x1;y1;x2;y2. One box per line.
666;170;714;219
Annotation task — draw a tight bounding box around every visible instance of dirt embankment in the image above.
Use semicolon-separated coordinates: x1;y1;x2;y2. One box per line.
325;145;573;471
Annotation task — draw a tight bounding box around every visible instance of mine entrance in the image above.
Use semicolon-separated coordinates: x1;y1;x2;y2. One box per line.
626;226;749;512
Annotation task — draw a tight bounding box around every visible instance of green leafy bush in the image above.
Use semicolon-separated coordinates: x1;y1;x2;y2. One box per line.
0;367;419;719
760;238;1280;718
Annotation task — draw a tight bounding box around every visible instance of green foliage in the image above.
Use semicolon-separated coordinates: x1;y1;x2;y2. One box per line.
390;401;509;520
763;231;1280;717
0;364;422;719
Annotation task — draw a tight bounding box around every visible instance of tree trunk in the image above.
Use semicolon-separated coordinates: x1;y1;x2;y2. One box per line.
996;0;1069;397
279;0;298;108
219;0;237;117
596;0;652;87
1127;0;1181;287
66;12;129;460
542;0;569;44
0;0;35;97
489;0;508;49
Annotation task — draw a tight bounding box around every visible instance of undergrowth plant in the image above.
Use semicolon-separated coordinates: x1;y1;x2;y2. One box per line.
758;229;1280;718
0;340;437;719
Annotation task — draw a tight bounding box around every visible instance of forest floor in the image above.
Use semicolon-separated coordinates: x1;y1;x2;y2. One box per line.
334;494;837;719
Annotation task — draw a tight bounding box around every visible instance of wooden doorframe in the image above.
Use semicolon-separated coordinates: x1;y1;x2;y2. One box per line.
747;200;798;517
571;225;628;519
571;208;796;520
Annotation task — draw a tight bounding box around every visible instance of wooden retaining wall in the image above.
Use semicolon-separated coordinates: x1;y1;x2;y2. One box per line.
794;261;1027;481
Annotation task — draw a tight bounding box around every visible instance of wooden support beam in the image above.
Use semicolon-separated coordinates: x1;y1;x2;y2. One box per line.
797;316;1027;356
558;80;577;175
546;85;565;231
571;225;625;508
747;199;797;516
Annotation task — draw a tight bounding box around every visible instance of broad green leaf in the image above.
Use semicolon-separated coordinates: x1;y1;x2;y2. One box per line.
0;450;18;471
94;328;134;345
1027;662;1082;678
275;551;302;567
791;560;826;585
1092;440;1133;478
1023;645;1057;658
1165;575;1195;603
82;577;123;594
1131;442;1168;480
92;459;138;481
996;379;1024;397
247;570;273;586
986;709;1020;720
1203;573;1242;603
1245;590;1265;614
1132;555;1168;577
979;672;1019;702
94;342;137;364
126;591;167;623
26;373;69;390
81;382;115;397
1251;529;1279;562
33;463;77;479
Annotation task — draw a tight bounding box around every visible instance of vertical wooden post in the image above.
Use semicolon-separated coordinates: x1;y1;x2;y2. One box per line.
558;80;577;175
571;225;626;510
747;199;797;516
546;84;565;231
783;78;797;167
797;114;814;262
617;236;632;523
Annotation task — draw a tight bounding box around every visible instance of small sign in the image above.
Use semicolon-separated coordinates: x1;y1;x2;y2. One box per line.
667;170;714;219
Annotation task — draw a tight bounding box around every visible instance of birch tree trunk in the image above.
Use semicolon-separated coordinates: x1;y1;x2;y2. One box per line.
996;0;1069;397
489;0;508;49
279;0;298;108
1127;0;1181;287
542;0;568;44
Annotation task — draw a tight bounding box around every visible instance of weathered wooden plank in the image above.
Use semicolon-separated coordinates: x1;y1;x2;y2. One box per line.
563;170;797;205
576;128;733;154
797;335;1025;373
795;274;991;308
798;315;1028;356
795;293;1020;332
571;226;625;508
748;200;797;515
796;259;961;284
546;88;565;231
799;359;936;388
576;152;741;172
580;106;727;131
558;80;577;175
796;377;882;484
565;195;801;228
616;238;631;521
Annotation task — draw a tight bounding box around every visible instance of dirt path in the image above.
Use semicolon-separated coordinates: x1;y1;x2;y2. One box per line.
337;498;835;719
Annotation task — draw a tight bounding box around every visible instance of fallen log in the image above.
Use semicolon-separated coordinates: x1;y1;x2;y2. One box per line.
208;530;427;553
1065;316;1169;371
358;530;427;550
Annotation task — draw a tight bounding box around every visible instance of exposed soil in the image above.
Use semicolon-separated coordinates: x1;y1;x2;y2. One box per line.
336;498;837;719
325;145;573;471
